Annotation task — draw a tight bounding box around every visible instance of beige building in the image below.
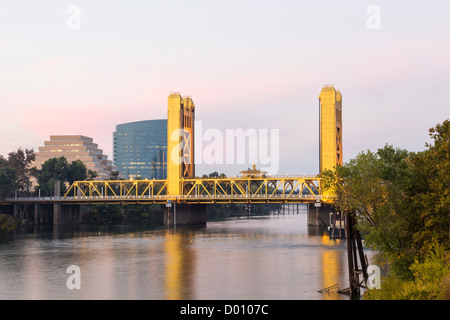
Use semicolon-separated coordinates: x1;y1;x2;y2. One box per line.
33;135;115;180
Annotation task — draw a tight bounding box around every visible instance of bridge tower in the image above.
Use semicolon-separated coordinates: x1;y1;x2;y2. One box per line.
167;93;195;196
319;85;343;173
165;93;205;225
308;85;343;227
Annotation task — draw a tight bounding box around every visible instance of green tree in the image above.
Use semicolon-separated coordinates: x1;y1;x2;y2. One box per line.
0;213;20;231
208;171;219;178
87;169;98;181
36;157;69;196
0;155;7;167
324;145;417;276
6;148;36;195
36;157;93;195
108;171;122;180
0;166;17;200
409;119;450;256
66;160;87;185
324;119;450;299
364;242;450;300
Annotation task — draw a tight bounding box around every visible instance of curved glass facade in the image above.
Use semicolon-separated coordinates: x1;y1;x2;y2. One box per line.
113;119;167;180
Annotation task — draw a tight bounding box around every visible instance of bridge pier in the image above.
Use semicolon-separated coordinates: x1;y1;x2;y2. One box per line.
35;204;53;224
12;203;82;225
34;204;40;224
53;203;61;225
13;204;33;221
53;204;82;224
13;204;19;219
307;202;336;227
164;203;207;226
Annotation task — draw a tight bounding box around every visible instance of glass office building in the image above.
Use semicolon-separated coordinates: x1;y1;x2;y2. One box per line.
113;120;167;180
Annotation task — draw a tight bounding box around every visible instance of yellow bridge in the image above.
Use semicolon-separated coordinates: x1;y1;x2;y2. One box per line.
57;175;332;205
5;86;342;225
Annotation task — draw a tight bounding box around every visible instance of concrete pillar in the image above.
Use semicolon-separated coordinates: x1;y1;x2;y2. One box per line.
164;203;206;226
13;204;19;219
34;204;40;225
54;180;61;197
307;202;334;227
68;205;81;222
53;203;61;225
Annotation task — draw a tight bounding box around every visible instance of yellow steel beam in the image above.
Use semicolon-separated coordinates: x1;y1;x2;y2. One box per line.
61;176;333;203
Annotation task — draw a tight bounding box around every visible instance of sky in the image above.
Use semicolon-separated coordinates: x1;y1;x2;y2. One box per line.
0;0;449;176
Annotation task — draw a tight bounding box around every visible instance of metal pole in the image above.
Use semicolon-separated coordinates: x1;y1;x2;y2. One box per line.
167;205;171;225
174;198;177;228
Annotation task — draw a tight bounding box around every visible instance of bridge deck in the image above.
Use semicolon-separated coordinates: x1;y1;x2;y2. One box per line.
4;194;335;205
3;176;335;205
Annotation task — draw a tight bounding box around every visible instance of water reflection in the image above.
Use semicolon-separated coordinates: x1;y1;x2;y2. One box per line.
319;234;347;299
0;214;352;300
164;230;195;300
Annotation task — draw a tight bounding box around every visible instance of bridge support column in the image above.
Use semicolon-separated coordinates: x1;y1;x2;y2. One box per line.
67;205;82;223
307;202;335;227
13;204;27;220
164;203;206;226
53;203;61;225
13;204;20;219
34;204;41;225
53;205;82;224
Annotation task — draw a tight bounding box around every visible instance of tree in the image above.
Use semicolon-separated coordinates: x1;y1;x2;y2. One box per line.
108;171;122;180
322;144;420;279
322;148;392;228
6;148;36;195
323;119;450;298
36;157;69;196
0;166;17;200
208;171;219;178
66;160;87;185
36;157;93;195
0;155;7;167
201;171;226;178
409;119;450;256
87;169;98;181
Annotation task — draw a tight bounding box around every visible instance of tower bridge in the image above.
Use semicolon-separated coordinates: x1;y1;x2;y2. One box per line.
4;86;343;226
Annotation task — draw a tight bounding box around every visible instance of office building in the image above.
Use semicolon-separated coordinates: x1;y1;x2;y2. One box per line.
113;119;167;180
33;135;115;180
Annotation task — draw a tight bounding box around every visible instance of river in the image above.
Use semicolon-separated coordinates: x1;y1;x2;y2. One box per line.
0;206;354;300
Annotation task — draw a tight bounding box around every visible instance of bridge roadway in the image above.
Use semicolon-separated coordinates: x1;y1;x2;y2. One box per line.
5;194;334;205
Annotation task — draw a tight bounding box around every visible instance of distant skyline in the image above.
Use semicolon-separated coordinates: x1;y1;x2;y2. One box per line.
1;1;449;176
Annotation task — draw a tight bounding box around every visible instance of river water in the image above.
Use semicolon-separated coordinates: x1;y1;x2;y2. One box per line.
0;206;355;300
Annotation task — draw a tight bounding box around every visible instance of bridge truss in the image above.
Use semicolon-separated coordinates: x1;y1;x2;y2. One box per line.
58;176;333;204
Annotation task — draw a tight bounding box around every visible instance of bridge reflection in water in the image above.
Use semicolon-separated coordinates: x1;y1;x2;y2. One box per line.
164;231;195;300
158;215;348;300
0;214;349;300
